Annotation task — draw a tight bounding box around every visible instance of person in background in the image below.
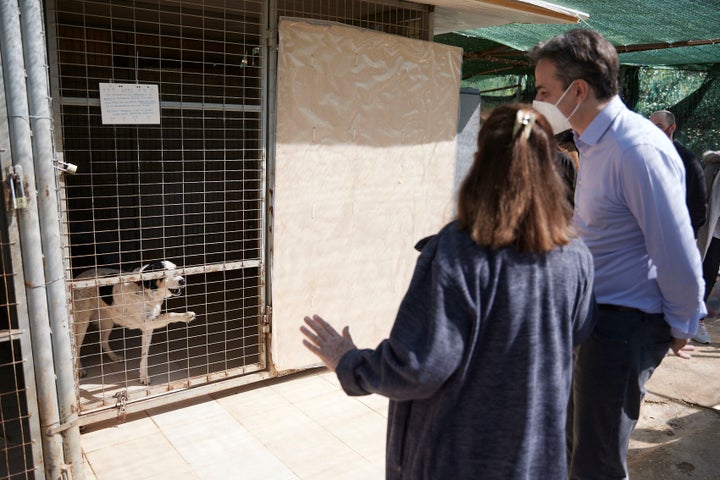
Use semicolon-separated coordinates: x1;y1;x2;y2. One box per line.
556;128;580;169
554;129;579;206
649;109;707;237
530;29;706;480
694;150;720;344
300;104;596;480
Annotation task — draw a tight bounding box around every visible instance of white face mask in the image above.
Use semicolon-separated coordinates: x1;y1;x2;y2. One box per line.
532;82;581;134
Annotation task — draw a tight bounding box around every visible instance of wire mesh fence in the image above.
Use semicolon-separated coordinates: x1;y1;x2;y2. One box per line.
47;0;431;420
0;342;36;480
50;0;267;415
0;162;39;479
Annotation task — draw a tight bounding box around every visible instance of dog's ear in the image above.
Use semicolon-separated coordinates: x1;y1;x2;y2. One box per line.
141;261;167;273
139;261;167;290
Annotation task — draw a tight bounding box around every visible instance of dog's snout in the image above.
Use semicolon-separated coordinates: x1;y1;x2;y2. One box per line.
178;277;186;288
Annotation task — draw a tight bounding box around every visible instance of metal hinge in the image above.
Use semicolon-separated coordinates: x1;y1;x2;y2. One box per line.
6;165;28;210
262;305;272;333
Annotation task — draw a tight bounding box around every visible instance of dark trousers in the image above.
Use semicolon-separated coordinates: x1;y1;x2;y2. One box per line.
567;308;671;480
702;237;720;301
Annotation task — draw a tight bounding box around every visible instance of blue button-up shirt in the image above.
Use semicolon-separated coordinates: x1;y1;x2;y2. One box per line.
573;96;706;338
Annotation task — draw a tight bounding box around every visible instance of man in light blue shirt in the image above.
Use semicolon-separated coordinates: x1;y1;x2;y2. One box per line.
530;29;705;480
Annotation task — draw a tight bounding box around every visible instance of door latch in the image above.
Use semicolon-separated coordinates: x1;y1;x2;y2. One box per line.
113;390;128;423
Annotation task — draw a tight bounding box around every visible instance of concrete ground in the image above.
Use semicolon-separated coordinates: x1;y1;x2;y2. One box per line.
79;317;720;480
628;315;720;479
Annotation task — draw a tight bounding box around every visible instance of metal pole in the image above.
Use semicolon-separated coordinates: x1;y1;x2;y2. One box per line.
19;0;84;478
0;68;47;480
265;0;277;371
0;0;64;478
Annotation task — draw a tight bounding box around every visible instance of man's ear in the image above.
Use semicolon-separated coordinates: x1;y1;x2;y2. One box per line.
574;79;590;101
668;123;677;136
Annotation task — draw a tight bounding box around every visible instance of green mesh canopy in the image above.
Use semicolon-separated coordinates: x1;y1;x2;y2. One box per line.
434;0;720;156
436;0;720;76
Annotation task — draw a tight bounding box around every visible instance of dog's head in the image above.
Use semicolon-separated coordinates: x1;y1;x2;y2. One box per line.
138;261;186;298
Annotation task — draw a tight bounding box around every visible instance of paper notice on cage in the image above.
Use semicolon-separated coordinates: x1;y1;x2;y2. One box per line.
99;83;160;124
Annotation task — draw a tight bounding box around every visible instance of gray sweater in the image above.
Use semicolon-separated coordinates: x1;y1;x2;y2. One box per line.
336;222;595;479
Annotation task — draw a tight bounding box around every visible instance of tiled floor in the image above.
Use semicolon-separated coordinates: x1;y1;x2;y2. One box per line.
79;322;720;480
80;369;388;480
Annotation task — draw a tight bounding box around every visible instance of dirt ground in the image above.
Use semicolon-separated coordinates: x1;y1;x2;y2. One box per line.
627;316;720;479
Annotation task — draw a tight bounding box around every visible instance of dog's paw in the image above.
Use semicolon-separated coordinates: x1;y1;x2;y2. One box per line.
184;311;197;323
139;375;151;385
78;367;87;378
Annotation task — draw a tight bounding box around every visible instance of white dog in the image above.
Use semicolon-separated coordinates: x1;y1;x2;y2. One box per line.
72;260;196;385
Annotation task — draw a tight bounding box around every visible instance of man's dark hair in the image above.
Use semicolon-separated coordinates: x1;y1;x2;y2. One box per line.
529;29;619;102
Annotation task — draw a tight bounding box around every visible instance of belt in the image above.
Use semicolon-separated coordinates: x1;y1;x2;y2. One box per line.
597;303;644;314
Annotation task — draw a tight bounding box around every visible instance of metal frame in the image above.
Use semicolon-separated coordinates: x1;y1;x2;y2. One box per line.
1;0;67;476
46;0;270;424
40;0;430;426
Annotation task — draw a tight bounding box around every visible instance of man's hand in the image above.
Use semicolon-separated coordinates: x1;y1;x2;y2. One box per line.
300;314;356;371
670;337;694;359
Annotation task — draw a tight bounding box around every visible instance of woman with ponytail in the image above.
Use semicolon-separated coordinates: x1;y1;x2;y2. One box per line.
301;104;596;479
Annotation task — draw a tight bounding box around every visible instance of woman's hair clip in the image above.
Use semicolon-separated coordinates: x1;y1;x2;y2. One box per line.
512;109;536;140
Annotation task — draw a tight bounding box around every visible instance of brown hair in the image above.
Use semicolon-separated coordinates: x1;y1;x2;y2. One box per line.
457;104;574;253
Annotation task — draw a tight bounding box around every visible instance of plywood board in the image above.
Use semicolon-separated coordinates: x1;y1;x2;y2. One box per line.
272;19;461;370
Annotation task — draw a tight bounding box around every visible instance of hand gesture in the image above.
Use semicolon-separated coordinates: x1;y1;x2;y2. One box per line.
300;314;356;371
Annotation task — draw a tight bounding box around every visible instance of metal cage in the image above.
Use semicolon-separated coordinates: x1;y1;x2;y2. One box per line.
47;0;268;421
43;0;429;424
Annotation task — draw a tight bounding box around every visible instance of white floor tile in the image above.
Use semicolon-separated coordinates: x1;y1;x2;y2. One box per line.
271;373;341;404
214;383;294;419
260;425;365;478
80;413;156;453
81;371;388;480
84;430;196;480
